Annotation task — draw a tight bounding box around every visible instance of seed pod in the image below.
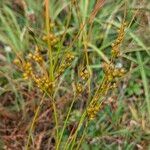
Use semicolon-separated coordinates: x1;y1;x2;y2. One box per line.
80;69;89;81
76;83;83;94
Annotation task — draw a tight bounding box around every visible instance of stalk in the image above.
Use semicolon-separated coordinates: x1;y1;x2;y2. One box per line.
25;94;45;150
45;0;54;82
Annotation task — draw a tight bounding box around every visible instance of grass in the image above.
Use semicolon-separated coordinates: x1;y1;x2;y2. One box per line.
0;0;150;149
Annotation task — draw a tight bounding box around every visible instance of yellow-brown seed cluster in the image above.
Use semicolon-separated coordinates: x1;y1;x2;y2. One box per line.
87;23;127;120
56;52;75;77
33;75;54;92
75;68;90;94
87;103;100;120
22;62;33;80
111;22;126;58
80;69;89;81
13;45;53;93
76;83;83;94
13;22;65;95
65;52;75;62
28;48;43;63
15;59;54;93
87;65;126;120
42;33;59;46
103;62;126;82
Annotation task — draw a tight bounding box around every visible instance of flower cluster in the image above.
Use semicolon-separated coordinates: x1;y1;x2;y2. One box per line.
76;83;83;94
14;57;53;93
22;62;33;80
103;62;126;82
42;32;59;46
14;46;50;92
111;22;126;58
87;61;126;119
14;46;75;96
42;23;59;46
75;68;90;94
28;47;43;63
87;102;100;120
87;22;127;120
14;21;64;95
33;75;54;92
79;69;89;81
56;52;75;77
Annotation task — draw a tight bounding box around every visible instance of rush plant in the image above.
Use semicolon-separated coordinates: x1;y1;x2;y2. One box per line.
13;1;129;149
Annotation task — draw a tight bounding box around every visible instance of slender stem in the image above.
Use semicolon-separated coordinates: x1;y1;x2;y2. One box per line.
64;110;87;150
44;91;59;148
75;121;88;150
45;0;58;145
54;1;72;70
52;100;59;147
25;94;45;150
45;0;54;82
56;96;76;150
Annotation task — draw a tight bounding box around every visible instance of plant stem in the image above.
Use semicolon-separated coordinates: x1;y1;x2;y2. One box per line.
52;100;59;147
45;0;54;82
56;96;76;150
25;94;45;150
75;121;88;150
64;110;87;150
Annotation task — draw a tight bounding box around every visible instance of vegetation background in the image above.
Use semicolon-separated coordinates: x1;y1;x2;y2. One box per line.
0;0;150;149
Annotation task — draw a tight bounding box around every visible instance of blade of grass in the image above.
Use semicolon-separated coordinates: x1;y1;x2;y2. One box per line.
129;31;150;56
88;43;110;63
136;52;150;118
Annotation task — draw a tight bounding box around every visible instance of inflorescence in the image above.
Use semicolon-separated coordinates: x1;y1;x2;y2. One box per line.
87;22;127;120
14;25;75;95
14;22;127;120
